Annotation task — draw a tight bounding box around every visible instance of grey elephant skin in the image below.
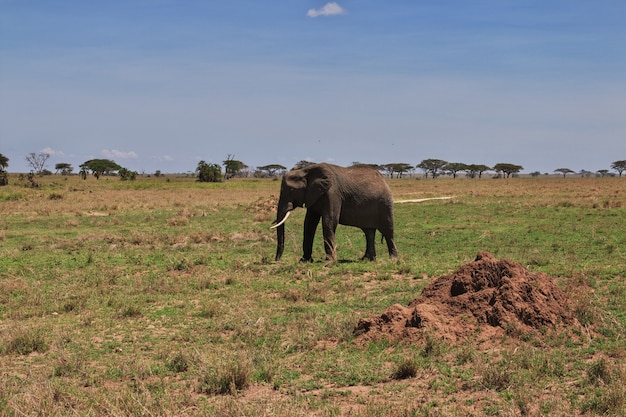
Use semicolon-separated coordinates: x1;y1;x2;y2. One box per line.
273;163;399;262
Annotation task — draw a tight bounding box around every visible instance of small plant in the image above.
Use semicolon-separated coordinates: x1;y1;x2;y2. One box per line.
119;305;142;318
52;352;85;378
196;302;221;319
25;172;40;188
586;356;613;385
251;352;275;384
197;356;253;395
572;290;597;327
319;314;357;343
2;327;48;355
396;263;412;275
480;358;512;391
420;333;444;358
580;384;625;415
454;342;476;365
166;351;190;373
169;257;193;271
392;357;419;380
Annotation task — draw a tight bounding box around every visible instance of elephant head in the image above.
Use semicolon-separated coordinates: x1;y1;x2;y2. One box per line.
271;166;331;261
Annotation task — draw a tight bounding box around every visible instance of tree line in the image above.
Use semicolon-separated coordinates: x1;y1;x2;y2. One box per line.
197;158;626;182
0;153;138;186
1;151;625;186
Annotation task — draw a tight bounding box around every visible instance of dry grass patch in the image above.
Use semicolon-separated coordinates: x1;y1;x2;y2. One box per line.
1;325;49;356
196;352;254;395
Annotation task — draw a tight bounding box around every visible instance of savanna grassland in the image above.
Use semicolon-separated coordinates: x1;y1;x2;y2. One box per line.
0;174;624;416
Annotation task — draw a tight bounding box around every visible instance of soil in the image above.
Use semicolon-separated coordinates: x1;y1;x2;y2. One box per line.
355;251;585;344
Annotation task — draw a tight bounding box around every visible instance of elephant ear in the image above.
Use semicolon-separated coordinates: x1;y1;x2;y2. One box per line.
305;168;331;208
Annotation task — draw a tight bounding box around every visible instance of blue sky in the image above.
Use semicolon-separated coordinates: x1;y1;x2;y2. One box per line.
1;1;625;174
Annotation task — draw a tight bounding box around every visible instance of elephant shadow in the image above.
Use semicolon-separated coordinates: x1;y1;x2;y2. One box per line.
303;258;358;264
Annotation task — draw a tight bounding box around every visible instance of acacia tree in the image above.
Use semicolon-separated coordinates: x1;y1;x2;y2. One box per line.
55;163;73;175
257;164;287;177
79;159;121;179
554;168;575;178
444;162;468;179
0;153;8;186
351;162;381;170
223;155;248;179
611;160;626;177
25;152;50;174
380;164;394;178
493;163;523;178
464;164;491;179
383;163;413;178
293;160;315;170
416;159;447;178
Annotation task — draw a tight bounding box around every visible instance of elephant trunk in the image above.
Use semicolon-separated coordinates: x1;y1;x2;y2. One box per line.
273;201;294;262
275;223;285;262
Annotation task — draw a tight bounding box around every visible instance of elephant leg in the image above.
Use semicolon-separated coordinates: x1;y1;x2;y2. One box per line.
362;228;377;261
378;223;398;258
384;234;399;258
321;217;338;261
301;210;321;262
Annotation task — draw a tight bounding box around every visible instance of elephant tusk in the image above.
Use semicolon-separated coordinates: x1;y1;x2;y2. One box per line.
270;211;291;229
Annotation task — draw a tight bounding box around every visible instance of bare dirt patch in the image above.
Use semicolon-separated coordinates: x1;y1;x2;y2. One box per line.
394;196;454;203
355;251;585;344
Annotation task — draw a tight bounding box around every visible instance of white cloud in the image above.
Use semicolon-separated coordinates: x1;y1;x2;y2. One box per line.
40;147;65;157
101;149;138;159
307;2;347;18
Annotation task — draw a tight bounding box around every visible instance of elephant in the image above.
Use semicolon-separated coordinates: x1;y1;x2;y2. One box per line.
271;163;398;262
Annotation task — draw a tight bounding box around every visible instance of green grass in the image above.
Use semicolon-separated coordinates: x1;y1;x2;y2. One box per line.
0;174;624;416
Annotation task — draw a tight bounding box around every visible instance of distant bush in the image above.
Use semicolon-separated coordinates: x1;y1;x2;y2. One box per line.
196;161;223;183
119;167;138;181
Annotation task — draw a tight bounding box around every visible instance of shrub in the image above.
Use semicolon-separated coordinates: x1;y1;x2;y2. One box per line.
196;161;223;183
119;167;138;181
197;356;253;395
392;357;419;380
480;358;512;391
586;357;613;385
2;327;48;355
166;351;191;373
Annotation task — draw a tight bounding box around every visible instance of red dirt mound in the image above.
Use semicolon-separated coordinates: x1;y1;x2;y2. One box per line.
355;251;583;343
